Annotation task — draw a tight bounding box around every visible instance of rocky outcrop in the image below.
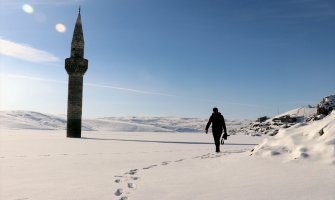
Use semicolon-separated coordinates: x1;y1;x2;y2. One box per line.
239;95;334;137
317;95;335;115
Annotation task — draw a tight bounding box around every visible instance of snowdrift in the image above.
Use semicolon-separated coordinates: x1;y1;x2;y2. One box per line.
252;110;335;164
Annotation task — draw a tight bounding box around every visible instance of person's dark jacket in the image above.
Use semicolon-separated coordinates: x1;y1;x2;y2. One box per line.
206;112;227;134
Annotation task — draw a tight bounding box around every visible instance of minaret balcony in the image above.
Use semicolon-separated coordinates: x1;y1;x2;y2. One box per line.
65;57;88;75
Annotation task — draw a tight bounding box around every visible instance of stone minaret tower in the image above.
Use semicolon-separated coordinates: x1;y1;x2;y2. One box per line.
65;8;88;138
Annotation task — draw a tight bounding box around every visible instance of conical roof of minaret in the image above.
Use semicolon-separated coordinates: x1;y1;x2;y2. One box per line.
71;7;85;58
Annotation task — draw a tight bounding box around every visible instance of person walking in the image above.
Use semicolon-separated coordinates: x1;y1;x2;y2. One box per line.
205;107;228;153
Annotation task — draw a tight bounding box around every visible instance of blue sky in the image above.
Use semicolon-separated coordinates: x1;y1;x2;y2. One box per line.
0;0;334;119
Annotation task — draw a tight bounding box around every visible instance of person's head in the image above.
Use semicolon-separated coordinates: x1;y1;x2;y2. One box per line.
213;107;219;113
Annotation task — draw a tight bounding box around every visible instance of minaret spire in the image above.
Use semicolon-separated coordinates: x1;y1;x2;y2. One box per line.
65;8;88;138
71;7;84;58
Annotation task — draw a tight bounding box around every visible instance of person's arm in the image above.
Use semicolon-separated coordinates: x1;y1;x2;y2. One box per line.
222;117;227;134
205;116;212;133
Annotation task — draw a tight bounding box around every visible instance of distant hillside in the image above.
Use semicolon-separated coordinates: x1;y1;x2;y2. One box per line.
3;104;326;134
239;105;317;136
241;94;335;137
0;110;252;133
272;105;316;120
0;111;68;130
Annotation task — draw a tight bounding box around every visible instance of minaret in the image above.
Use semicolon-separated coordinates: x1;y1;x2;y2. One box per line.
65;7;88;138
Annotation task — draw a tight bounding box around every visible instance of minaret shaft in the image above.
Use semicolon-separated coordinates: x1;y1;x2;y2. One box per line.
65;9;88;138
66;74;84;137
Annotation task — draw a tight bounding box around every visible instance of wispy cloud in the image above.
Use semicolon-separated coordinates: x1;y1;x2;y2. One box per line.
0;73;175;97
0;73;270;108
85;83;176;97
0;39;60;63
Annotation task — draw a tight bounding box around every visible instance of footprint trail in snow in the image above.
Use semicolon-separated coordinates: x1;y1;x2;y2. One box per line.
114;169;140;200
113;149;248;199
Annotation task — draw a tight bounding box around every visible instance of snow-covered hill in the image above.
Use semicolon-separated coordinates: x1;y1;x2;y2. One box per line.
0;110;250;133
241;105;317;136
0;111;191;132
252;110;335;164
0;111;68;130
272;105;316;120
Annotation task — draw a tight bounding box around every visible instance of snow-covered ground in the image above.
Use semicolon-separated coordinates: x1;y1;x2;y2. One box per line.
1;110;334;200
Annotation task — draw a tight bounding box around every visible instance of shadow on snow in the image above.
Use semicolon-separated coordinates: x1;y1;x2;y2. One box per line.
81;137;258;146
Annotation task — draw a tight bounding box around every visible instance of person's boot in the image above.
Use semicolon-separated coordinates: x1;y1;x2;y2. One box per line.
216;146;220;153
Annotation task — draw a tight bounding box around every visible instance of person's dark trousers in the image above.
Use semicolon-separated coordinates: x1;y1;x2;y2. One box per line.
212;131;222;152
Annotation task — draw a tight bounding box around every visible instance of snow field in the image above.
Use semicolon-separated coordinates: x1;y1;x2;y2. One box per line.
0;130;259;200
1;108;335;199
1;129;334;200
